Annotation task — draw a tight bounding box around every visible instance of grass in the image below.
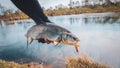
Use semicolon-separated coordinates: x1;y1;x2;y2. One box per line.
66;57;109;68
0;57;109;68
0;60;43;68
0;47;110;68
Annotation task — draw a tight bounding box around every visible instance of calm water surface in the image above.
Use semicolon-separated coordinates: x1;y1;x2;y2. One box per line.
0;12;120;68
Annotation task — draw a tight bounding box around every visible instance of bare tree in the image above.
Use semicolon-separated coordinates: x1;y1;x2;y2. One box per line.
85;0;89;6
69;0;73;9
105;0;113;7
0;4;6;15
99;0;104;5
75;1;80;8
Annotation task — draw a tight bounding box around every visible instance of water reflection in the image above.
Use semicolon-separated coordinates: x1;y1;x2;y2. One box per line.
67;13;120;25
0;12;120;68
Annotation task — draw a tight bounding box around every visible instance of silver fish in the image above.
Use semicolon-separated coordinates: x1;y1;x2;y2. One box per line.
25;23;80;52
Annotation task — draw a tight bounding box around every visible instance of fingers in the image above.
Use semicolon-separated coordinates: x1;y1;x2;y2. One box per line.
38;38;52;44
38;39;46;43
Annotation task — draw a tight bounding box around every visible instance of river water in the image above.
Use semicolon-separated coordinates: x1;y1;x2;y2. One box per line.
0;12;120;68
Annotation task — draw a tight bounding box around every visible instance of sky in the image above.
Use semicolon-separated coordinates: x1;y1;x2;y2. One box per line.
0;0;82;10
0;0;119;10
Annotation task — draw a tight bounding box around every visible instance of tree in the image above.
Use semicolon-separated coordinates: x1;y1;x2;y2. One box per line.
14;10;21;15
85;0;89;7
4;9;14;17
69;0;73;9
105;0;113;7
0;4;6;15
99;0;103;5
75;1;80;8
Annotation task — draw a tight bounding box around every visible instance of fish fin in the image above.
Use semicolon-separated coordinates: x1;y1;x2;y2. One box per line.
53;41;59;46
29;37;33;44
27;37;33;48
26;34;28;48
63;32;71;36
58;34;62;42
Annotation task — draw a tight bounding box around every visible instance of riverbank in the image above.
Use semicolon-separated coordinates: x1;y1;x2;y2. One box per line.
0;60;43;68
45;6;120;16
0;6;120;22
0;12;29;21
0;57;109;68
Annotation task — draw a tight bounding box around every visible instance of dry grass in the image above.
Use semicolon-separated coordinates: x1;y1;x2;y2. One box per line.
0;60;43;68
66;57;109;68
0;56;110;68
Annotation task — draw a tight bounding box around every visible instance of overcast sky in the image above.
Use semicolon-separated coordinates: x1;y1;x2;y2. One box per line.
0;0;82;10
0;0;119;9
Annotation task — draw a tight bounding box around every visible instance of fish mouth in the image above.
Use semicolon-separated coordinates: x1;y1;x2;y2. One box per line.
60;40;79;52
59;32;80;52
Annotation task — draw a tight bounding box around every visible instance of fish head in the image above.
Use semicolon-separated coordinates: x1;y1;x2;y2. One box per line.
60;32;80;52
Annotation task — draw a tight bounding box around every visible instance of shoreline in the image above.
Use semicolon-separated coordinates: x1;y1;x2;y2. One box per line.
0;6;120;22
0;12;119;22
0;57;109;68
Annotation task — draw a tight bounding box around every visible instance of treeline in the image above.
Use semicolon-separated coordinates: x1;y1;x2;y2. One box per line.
0;9;29;21
45;6;120;16
45;0;120;16
68;0;120;9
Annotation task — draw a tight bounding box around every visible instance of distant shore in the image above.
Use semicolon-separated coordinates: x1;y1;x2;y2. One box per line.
45;6;120;16
0;6;120;22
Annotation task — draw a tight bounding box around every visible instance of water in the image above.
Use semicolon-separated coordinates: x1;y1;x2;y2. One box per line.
0;12;120;68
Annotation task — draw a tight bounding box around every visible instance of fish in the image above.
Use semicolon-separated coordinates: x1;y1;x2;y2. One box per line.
25;23;80;52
